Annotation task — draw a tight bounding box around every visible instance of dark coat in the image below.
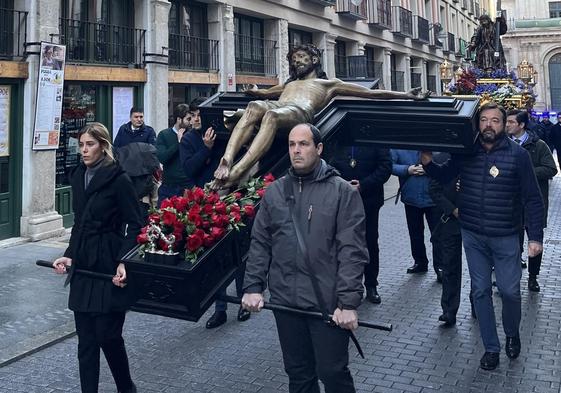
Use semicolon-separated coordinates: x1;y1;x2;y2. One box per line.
244;160;368;311
520;133;557;226
64;160;143;313
156;127;189;187
179;129;224;189
113;122;156;148
424;134;544;242
428;153;460;235
329;146;392;208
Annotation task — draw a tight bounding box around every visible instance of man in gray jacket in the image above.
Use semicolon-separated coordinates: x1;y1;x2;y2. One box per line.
242;123;368;393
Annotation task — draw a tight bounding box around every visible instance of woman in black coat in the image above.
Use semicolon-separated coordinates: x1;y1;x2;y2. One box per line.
53;122;142;393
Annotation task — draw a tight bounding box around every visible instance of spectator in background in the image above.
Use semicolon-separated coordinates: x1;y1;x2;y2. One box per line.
114;107;156;149
330;145;392;304
391;149;441;281
155;104;190;205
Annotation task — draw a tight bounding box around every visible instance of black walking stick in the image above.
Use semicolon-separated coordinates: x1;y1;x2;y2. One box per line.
217;295;392;332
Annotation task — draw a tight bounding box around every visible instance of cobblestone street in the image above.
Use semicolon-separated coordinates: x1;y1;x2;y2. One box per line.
0;176;560;393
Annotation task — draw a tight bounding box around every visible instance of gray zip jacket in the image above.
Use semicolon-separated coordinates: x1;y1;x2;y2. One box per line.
244;160;368;311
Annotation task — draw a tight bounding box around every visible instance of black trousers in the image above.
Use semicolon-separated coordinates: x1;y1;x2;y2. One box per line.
74;311;134;393
518;228;543;276
432;220;462;318
273;311;355;393
404;204;440;271
363;203;381;289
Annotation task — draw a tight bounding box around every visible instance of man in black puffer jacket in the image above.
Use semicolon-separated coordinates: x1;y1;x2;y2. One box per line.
242;123;368;393
421;103;544;371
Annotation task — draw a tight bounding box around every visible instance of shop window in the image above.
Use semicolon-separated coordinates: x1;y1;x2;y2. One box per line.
57;84;97;187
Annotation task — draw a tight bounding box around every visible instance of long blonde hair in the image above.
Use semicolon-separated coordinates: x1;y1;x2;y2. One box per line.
77;122;115;163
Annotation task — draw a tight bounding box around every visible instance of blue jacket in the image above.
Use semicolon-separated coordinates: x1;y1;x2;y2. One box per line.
424;134;544;241
179;129;222;189
113;122;156;148
391;149;434;208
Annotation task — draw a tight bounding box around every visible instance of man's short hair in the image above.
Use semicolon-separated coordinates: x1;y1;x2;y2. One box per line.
189;97;207;113
173;104;189;122
130;107;144;116
478;102;506;124
506;109;528;127
294;123;322;146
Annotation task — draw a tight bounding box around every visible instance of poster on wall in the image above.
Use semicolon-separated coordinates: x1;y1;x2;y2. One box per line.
0;85;10;157
112;87;134;141
32;42;66;150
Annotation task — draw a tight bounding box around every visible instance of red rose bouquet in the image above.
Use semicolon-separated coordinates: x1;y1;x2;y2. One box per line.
137;173;275;263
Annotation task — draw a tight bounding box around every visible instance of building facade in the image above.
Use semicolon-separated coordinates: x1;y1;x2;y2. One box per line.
0;0;487;241
501;0;561;112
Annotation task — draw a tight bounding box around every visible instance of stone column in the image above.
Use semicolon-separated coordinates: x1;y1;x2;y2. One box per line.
421;59;428;91
265;19;288;82
317;33;337;79
383;48;392;90
209;3;235;92
20;0;65;240
404;56;412;91
143;0;170;133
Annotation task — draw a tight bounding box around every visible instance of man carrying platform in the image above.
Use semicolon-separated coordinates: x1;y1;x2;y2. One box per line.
242;123;368;393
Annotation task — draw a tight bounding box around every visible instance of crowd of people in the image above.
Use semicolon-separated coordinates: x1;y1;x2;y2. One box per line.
49;101;559;392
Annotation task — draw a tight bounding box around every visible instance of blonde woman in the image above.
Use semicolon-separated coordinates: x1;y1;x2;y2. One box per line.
53;122;141;393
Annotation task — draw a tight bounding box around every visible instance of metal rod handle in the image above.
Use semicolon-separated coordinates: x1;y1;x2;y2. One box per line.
218;295;393;332
36;260;115;281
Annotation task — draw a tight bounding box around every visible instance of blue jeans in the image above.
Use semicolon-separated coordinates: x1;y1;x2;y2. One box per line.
462;229;522;353
157;184;185;207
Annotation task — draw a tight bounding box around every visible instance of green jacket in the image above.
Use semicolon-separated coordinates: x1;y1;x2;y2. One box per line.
155;127;189;187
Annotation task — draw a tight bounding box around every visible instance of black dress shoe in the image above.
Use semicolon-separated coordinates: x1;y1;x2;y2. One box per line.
206;311;227;329
436;269;443;283
505;335;521;359
528;276;540;292
480;352;500;370
365;287;381;304
237;305;251;322
438;314;456;327
406;264;428;274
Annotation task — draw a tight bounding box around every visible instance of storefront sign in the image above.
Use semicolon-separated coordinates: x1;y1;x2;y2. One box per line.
32;42;66;150
0;85;10;157
112;87;134;141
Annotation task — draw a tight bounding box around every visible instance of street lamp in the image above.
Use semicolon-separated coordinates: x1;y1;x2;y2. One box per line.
517;59;535;84
440;59;453;94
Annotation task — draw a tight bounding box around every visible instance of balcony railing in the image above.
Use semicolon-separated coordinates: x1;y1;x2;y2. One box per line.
392;6;413;37
428;75;437;93
305;0;336;6
168;35;219;71
457;37;469;58
0;8;27;59
447;32;456;53
59;18;145;66
335;54;348;78
429;23;443;48
368;0;392;29
462;0;468;10
411;72;421;88
468;0;475;15
391;70;404;91
336;0;367;20
413;15;430;43
367;60;383;79
235;34;277;76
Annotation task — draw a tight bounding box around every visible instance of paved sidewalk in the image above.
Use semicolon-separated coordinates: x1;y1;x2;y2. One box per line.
0;175;560;392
